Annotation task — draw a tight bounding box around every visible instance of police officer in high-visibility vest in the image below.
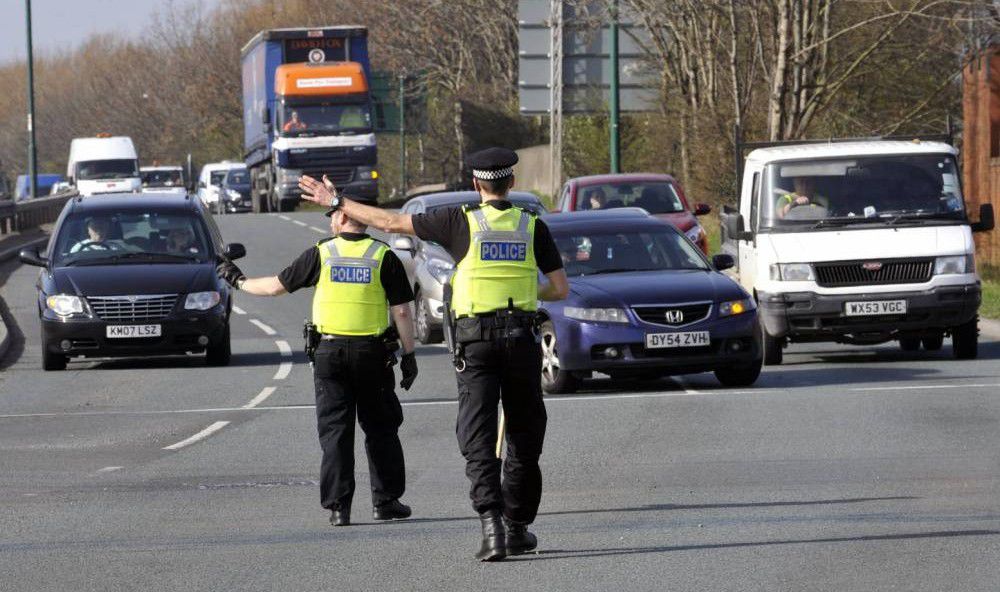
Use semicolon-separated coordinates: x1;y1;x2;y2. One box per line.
299;148;570;561
216;196;418;527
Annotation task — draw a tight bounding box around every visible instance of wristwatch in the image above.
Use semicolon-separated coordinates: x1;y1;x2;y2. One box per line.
328;194;342;211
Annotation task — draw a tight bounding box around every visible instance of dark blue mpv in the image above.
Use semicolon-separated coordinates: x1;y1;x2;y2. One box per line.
538;209;762;393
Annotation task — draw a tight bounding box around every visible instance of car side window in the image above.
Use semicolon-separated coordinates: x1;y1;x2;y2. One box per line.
749;172;760;232
559;186;571;210
201;209;225;253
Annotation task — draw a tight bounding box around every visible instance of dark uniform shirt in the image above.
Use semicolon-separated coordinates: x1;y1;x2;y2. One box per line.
278;232;414;306
411;200;564;274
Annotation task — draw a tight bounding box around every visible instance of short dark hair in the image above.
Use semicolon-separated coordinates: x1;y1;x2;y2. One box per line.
476;176;513;196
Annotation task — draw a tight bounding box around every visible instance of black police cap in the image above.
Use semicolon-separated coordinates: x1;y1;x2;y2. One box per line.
466;147;518;181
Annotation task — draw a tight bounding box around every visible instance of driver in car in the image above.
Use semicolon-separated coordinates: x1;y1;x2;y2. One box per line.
775;177;828;218
69;217;119;253
166;226;199;255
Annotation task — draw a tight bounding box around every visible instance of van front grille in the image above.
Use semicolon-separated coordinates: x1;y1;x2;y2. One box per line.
814;259;933;287
87;294;178;321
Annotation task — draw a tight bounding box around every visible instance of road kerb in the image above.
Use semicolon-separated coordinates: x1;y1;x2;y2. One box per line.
0;235;51;363
980;317;1000;340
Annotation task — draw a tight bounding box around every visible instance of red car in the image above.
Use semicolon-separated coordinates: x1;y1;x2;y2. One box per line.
555;173;712;253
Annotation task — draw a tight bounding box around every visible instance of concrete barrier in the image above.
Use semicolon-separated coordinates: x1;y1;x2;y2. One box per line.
513;145;553;199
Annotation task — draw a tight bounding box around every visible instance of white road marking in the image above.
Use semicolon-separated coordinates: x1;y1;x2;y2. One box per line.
309;226;326;234
163;421;230;450
292;220;308;227
278;215;292;221
95;466;122;474
851;383;1000;392
249;319;276;335
273;362;293;380
672;377;700;395
232;306;246;315
275;340;292;357
243;386;277;409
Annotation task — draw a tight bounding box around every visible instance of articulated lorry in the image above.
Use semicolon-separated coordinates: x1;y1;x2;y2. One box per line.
241;27;378;213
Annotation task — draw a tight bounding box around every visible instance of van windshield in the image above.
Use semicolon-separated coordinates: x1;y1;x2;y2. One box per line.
53;212;211;267
760;154;965;229
279;103;372;137
77;160;139;181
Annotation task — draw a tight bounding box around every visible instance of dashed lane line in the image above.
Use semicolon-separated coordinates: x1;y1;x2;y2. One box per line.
274;361;293;381
278;215;292;221
850;383;1000;392
275;340;292;357
292;220;308;227
163;421;230;451
309;226;326;234
243;386;277;409
248;319;277;336
94;466;122;474
232;305;246;315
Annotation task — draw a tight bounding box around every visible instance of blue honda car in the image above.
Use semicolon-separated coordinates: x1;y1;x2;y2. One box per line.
538;209;762;393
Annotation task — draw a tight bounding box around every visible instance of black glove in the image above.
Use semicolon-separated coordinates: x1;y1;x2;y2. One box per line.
400;352;418;390
217;260;246;289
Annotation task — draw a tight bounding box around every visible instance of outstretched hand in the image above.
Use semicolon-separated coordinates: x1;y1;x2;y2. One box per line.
298;175;337;207
217;260;246;289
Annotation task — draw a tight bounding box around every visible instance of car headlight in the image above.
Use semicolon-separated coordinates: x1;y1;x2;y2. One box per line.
564;306;630;323
185;291;221;311
426;258;454;284
685;225;705;243
356;166;378;180
935;254;973;275
770;263;814;281
226;189;241;201
718;297;755;317
46;294;84;317
277;169;302;185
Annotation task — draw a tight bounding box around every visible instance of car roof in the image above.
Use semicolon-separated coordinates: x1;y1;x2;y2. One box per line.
544;208;674;233
201;161;243;172
746;140;957;164
569;173;678;186
404;191;542;209
141;166;183;171
66;193;202;215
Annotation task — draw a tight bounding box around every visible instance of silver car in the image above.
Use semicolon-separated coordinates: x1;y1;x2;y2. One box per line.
390;191;547;343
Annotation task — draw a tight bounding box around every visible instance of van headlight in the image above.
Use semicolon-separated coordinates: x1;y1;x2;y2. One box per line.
46;294;84;317
356;166;378;180
718;298;755;317
770;263;814;281
934;255;974;275
185;291;221;310
564;307;630;323
426;258;454;284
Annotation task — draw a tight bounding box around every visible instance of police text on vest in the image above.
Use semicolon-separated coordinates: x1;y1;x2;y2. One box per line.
330;265;372;283
480;241;527;261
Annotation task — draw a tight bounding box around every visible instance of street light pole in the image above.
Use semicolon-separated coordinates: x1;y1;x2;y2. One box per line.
25;0;38;199
608;0;621;174
399;73;407;197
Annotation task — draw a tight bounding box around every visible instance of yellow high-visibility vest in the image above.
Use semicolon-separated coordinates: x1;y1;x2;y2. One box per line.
312;237;390;336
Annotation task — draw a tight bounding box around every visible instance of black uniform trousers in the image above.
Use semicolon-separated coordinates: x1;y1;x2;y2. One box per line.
456;333;547;524
312;338;405;511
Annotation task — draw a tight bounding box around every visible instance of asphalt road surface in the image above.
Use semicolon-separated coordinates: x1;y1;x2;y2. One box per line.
2;211;999;591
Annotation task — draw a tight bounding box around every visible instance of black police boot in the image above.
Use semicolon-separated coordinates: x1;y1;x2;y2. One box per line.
503;515;538;556
373;499;412;521
329;505;351;527
475;509;507;562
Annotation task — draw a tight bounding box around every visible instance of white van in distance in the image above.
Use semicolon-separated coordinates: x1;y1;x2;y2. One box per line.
721;138;994;364
197;161;243;207
67;135;141;196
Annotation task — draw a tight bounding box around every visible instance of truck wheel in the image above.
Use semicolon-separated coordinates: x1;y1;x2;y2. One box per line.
899;338;921;352
276;196;294;212
922;333;943;351
715;357;763;387
952;316;978;360
540;320;578;394
758;317;783;366
206;324;232;366
414;289;443;344
42;347;67;371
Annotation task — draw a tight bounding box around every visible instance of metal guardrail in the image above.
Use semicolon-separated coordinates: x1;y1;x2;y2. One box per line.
0;191;76;235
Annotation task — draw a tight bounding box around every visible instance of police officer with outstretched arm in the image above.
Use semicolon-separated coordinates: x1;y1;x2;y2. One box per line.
299;148;569;561
216;196;418;527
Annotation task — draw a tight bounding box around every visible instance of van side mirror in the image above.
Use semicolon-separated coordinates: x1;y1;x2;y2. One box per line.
711;254;735;271
19;247;47;267
223;243;246;260
694;203;711;216
262;109;270;125
722;211;753;242
972;203;994;233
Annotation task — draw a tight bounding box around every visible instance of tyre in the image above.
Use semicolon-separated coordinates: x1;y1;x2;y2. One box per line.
42;347;67;371
952;316;978;360
715;356;763;387
899;337;921;352
922;333;943;351
276;196;294;212
758;316;783;366
540;320;579;394
414;289;443;344
206;324;232;366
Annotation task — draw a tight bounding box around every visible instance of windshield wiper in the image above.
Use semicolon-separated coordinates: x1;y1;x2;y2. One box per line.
583;268;651;276
886;211;960;226
71;252;200;266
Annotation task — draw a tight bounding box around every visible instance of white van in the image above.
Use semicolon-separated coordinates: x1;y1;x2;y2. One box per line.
140;165;187;195
67;136;141;196
721;139;994;364
197;161;243;207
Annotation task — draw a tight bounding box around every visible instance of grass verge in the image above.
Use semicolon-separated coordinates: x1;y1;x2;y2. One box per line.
980;265;1000;320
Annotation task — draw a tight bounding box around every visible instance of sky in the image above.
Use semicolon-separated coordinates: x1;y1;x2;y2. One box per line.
0;0;221;63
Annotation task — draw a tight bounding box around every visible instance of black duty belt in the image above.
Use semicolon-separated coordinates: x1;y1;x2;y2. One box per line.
320;333;382;342
456;313;536;329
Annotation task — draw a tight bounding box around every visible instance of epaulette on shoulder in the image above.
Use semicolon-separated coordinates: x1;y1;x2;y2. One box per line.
316;237;334;247
462;203;484;213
